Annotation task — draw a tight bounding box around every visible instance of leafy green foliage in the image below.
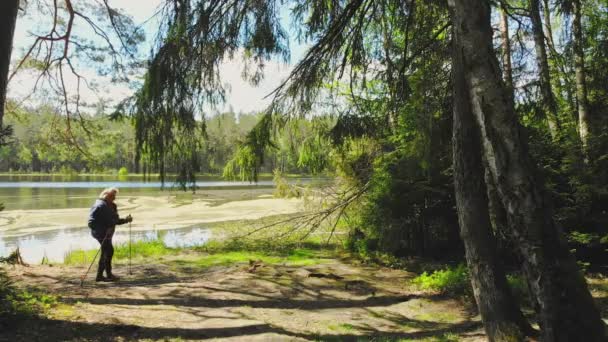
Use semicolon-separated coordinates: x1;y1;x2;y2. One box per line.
273;169;302;198
412;264;470;295
126;0;289;185
1;104;323;177
2;104;135;173
0;269;56;320
412;265;531;304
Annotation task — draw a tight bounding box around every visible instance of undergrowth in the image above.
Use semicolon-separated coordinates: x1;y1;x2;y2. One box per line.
0;268;57;324
411;264;530;304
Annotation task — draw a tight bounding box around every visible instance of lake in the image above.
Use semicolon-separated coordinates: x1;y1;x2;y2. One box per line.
0;175;317;264
0;174;276;210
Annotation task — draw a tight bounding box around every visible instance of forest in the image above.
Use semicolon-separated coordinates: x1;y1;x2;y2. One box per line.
1;0;608;341
0;105;321;176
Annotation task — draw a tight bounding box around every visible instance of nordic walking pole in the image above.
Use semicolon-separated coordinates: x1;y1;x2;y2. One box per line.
128;218;132;275
80;233;109;287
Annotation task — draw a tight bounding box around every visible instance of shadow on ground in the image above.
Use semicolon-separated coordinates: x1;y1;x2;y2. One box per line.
1;315;482;342
3;258;485;341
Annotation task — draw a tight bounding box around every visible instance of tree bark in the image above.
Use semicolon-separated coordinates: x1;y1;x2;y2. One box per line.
530;0;560;139
452;20;532;339
448;0;606;341
542;0;556;52
572;0;591;159
0;0;20;128
499;6;513;100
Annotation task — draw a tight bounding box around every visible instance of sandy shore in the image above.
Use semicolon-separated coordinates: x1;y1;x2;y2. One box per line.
0;191;304;238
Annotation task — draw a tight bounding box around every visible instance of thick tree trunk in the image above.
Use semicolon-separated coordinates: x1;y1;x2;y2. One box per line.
572;0;591;158
530;0;560;139
0;0;20;128
499;6;513;100
484;168;510;247
448;1;606;341
452;22;531;339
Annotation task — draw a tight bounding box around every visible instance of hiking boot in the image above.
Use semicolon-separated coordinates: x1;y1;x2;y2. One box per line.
106;274;120;281
96;275;109;282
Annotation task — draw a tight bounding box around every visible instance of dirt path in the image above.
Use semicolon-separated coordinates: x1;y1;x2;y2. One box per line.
3;255;486;341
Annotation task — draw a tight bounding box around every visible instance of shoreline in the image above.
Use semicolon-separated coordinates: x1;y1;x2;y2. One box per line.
0;191;305;264
0;192;304;238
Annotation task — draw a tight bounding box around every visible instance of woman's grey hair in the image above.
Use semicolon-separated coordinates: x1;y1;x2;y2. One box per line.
99;187;119;200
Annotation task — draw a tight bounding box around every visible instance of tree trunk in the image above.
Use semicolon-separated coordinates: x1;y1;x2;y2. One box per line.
452;20;532;339
530;0;560;139
448;0;606;341
0;0;20;128
542;0;556;52
499;6;513;100
572;0;591;159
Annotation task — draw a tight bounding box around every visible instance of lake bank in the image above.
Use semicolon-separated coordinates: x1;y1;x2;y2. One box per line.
0;188;305;264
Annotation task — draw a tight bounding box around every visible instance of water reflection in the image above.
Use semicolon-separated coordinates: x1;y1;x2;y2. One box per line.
0;175;329;264
0;225;211;264
0;181;275;188
0;175;323;210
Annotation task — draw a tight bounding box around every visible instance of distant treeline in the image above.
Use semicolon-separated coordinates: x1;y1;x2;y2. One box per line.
1;104;320;176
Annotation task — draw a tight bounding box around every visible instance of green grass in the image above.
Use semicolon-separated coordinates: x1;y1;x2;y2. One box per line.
357;334;459;342
1;269;57;318
64;235;330;269
191;248;323;268
411;264;470;295
64;239;179;265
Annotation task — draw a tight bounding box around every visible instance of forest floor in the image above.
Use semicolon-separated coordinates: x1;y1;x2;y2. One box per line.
2;189;607;341
1;249;493;342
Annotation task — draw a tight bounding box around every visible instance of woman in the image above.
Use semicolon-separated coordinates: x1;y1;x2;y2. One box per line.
87;187;133;281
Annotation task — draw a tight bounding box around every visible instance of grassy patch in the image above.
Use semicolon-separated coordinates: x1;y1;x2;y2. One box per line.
413;312;461;324
403;334;459;342
64;233;331;270
357;334;459;342
182;240;328;270
1;269;57;320
191;248;323;268
197;236;333;258
412;264;470;296
64;239;179;265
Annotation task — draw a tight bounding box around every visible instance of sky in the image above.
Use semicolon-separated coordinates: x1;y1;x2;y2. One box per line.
8;0;308;115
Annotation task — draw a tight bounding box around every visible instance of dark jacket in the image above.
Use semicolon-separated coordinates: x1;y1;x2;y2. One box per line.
88;199;128;239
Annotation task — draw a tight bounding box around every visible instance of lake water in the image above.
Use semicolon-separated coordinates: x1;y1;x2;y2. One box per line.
0;174;276;210
0;225;212;265
0;175;319;264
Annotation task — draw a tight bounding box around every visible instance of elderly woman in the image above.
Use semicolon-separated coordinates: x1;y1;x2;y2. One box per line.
88;187;133;281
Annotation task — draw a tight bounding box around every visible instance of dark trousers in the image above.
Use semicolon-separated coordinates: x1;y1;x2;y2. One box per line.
96;236;114;277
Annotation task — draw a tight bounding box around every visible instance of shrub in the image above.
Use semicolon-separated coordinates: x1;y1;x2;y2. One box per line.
412;264;470;295
118;167;129;176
